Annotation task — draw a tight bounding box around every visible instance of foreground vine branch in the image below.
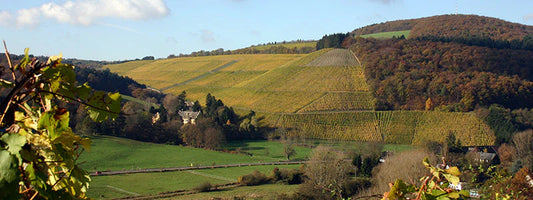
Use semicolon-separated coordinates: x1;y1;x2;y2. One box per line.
0;44;122;199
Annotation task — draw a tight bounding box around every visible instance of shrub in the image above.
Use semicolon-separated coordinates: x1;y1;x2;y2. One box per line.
343;178;372;197
193;181;212;192
272;168;303;184
238;170;269;186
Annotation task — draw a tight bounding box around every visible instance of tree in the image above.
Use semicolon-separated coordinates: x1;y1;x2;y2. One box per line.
352;153;362;176
282;139;296;160
0;47;121;199
512;129;533;169
141;56;155;60
299;145;351;199
361;150;435;196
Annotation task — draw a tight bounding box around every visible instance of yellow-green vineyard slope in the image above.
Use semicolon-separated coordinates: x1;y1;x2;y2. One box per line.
105;48;496;145
276;111;495;146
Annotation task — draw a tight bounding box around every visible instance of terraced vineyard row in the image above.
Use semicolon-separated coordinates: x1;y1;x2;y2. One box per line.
297;92;374;112
276;111;495;146
305;48;360;66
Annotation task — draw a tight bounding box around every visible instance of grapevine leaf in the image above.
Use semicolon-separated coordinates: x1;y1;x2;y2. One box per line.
87;91;121;122
1;133;26;164
448;191;460;199
16;48;30;72
78;137;91;152
458;190;470;197
443;173;460;185
0;150;20;185
26;163;49;194
47;52;63;65
0;151;21;199
430;189;447;196
445;167;461;176
75;83;92;99
387;179;409;199
423;157;431;168
38;111;56;139
106;92;122;119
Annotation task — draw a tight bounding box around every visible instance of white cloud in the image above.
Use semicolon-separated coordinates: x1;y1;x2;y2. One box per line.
1;0;170;27
0;11;13;26
16;8;40;27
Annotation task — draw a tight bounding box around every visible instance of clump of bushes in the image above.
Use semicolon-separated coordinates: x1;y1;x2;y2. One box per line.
238;168;305;187
272;167;303;184
238;170;269;186
193;181;213;192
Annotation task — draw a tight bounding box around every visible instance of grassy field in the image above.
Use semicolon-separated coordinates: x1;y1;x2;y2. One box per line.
85;136;414;199
360;30;411;39
225;140;312;161
167;184;300;200
79;136;311;172
88;164;302;199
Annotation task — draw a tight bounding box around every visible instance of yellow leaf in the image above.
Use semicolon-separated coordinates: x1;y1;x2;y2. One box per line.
445;167;461;176
47;52;63;65
79;138;91;152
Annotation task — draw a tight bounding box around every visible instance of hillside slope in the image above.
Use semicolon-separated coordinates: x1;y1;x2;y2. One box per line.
106;47;495;145
106;49;375;114
352;14;533;42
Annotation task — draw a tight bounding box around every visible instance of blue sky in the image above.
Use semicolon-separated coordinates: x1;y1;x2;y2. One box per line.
1;0;533;61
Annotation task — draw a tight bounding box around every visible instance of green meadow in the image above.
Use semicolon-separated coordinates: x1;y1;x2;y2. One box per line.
79;136;311;172
88;164;301;199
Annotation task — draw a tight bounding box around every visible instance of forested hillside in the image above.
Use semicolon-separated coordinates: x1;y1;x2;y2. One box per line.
353;15;533;41
348;37;533;111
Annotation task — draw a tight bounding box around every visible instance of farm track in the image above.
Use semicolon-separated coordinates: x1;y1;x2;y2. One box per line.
90;161;305;176
160;60;239;91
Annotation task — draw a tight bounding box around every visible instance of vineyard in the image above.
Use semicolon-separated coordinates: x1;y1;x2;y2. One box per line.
106;48;375;114
105;54;304;90
275;111;495;146
105;48;497;146
305;48;360;66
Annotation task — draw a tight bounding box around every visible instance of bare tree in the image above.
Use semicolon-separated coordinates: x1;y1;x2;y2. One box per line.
512;129;533;169
299;145;351;199
358;149;436;197
283;139;297;160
